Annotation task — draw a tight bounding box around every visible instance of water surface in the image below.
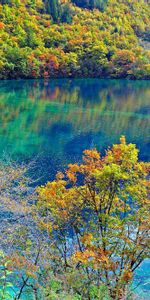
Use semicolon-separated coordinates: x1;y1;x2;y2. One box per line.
0;78;150;180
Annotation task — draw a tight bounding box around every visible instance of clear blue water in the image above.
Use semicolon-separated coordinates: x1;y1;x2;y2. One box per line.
0;78;150;298
0;79;150;181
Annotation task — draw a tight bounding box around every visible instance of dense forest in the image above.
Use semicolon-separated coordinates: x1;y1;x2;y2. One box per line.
0;0;150;79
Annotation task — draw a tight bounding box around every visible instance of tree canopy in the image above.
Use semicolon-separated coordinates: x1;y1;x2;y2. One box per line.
0;137;149;299
72;0;108;11
37;136;150;298
0;0;150;79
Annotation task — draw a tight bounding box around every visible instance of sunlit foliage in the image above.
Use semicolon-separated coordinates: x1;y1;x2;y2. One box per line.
37;137;150;298
0;0;150;79
0;138;149;298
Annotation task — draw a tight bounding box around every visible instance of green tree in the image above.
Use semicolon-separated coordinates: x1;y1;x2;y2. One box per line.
60;3;73;24
37;137;150;299
0;0;11;4
44;0;60;22
72;0;108;11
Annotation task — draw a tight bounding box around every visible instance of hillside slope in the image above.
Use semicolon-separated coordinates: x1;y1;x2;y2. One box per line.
0;0;150;79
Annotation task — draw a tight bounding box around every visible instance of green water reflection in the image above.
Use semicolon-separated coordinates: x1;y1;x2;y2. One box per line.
0;79;149;166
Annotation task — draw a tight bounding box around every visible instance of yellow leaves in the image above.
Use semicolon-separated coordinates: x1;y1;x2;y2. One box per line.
39;220;53;233
104;137;139;170
36;137;150;234
81;233;93;246
126;181;150;207
66;171;77;183
73;246;109;268
37;176;81;223
112;147;122;163
37;179;67;203
83;148;100;161
66;164;79;182
68;164;79;173
73;250;89;265
72;149;102;176
36;136;149;284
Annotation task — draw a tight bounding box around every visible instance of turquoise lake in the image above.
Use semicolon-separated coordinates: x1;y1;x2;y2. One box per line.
0;79;150;179
0;78;150;298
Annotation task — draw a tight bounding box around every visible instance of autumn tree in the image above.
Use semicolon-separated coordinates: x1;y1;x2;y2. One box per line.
37;137;150;299
0;0;150;79
0;138;149;298
111;50;136;78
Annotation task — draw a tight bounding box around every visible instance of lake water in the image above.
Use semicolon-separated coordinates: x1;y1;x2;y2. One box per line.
0;78;150;298
0;79;150;180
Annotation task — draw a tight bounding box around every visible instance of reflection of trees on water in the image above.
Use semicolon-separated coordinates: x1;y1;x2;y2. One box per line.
0;79;150;165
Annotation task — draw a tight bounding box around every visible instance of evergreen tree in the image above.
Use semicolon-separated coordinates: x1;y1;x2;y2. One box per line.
60;4;73;24
44;0;60;22
0;0;11;3
72;0;107;11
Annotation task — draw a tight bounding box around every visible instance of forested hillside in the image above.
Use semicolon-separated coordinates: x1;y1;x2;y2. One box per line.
0;0;150;79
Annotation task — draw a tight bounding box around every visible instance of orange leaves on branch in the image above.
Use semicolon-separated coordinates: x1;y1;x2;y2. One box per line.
66;151;101;183
68;164;80;173
37;175;80;222
120;136;126;145
112;50;136;66
73;246;109;267
83;148;100;161
0;22;5;29
66;163;79;182
83;149;101;171
121;269;133;283
38;220;53;233
66;171;77;183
